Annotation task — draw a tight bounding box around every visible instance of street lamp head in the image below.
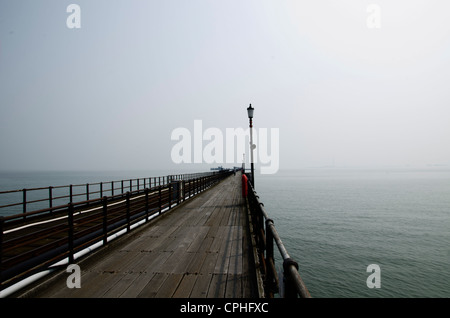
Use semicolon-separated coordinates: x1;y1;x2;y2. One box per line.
247;103;254;119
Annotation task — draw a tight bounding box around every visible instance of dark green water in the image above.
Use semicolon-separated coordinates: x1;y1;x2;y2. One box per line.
256;168;450;298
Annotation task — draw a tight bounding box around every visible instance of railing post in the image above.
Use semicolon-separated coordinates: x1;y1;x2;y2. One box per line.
22;188;26;219
283;258;299;298
265;219;279;296
158;186;162;215
126;192;131;232
111;181;114;196
86;183;89;203
69;185;73;203
68;202;74;264
187;179;190;198
182;180;185;202
266;220;274;263
102;196;108;245
100;182;103;198
195;178;198;194
145;188;149;221
168;183;172;210
49;186;53;209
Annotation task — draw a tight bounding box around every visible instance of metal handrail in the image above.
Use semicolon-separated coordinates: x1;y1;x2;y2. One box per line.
0;170;233;291
0;171;223;217
245;174;311;298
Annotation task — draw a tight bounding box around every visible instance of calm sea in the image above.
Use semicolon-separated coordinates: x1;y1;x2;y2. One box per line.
1;168;449;298
256;168;450;298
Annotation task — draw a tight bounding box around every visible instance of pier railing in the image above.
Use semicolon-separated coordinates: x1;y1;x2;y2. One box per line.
245;174;311;298
0;172;215;217
0;170;232;291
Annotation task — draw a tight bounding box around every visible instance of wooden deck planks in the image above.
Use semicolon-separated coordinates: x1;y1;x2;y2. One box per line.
27;174;257;298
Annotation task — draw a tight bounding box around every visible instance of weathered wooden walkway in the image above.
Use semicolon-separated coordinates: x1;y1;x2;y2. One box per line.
22;174;258;298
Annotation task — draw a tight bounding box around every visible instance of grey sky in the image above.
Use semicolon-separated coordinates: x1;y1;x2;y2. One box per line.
1;0;450;172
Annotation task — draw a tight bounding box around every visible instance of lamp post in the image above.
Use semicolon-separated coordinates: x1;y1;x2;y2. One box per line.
247;103;255;188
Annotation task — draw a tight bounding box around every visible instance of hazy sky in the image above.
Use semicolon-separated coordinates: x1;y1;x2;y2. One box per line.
1;0;450;172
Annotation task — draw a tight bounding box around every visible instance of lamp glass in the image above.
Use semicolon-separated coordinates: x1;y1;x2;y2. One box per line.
247;105;254;118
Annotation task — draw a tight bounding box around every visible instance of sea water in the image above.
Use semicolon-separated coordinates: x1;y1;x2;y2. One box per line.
256;168;450;298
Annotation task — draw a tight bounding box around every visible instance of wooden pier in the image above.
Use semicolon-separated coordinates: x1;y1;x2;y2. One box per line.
1;170;310;298
20;173;257;298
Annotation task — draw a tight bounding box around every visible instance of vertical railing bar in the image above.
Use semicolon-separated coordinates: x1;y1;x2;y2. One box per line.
102;196;108;245
265;219;278;296
145;188;149;221
168;183;172;210
158;186;162;215
182;180;185;202
126;192;130;232
283;260;299;298
49;186;53;209
22;189;27;219
68;202;74;264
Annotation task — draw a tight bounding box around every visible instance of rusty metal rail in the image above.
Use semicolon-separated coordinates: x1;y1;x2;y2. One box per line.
245;173;311;298
0;170;233;291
